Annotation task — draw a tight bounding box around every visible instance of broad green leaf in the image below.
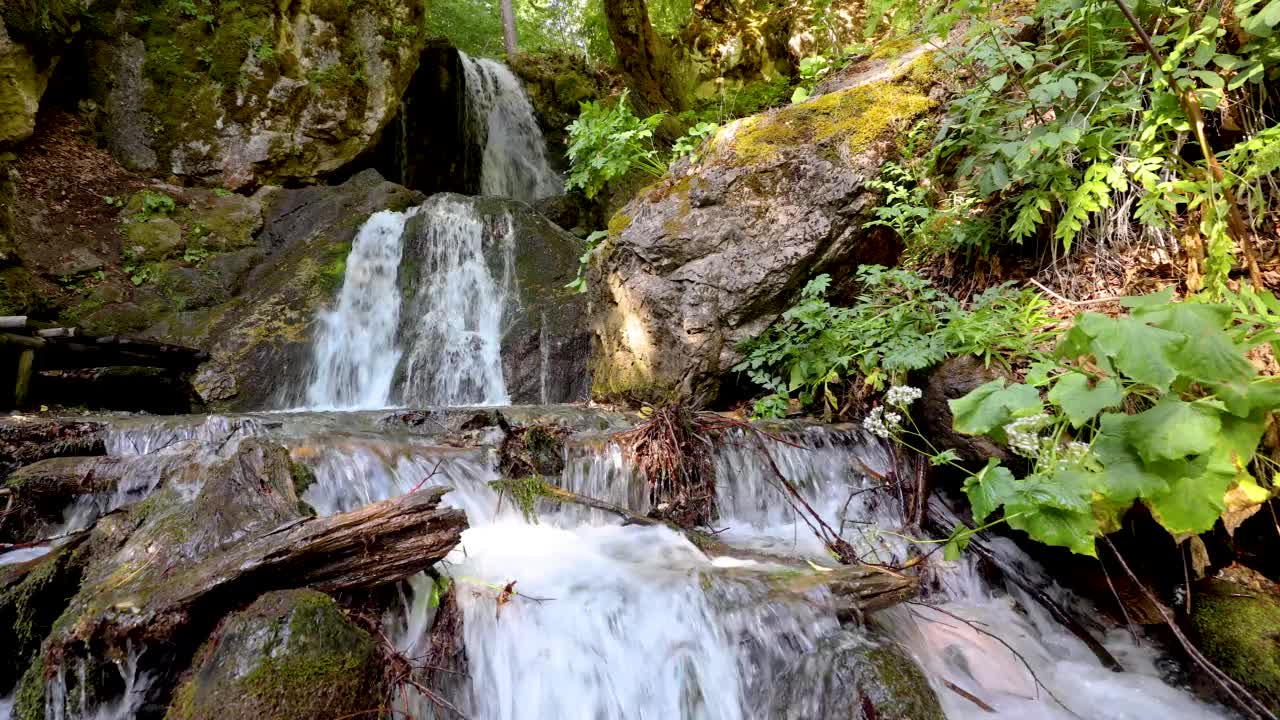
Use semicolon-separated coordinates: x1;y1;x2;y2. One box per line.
1093;414;1171;502
1047;371;1123;427
1145;454;1234;535
1208;377;1280;417
1129;397;1221;462
1077;313;1184;391
950;380;1043;437
1132;301;1254;384
1005;502;1099;556
962;459;1017;523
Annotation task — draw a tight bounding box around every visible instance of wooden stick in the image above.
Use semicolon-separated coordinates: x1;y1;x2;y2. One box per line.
14;348;34;407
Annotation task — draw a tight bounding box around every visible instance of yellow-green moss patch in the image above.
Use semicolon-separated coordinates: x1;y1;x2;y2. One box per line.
728;79;935;167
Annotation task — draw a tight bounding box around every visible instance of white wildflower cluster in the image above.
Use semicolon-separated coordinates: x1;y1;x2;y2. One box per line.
1061;441;1091;466
886;385;923;407
863;406;903;438
1003;413;1050;457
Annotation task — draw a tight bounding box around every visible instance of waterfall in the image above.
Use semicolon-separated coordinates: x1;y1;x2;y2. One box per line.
399;195;512;406
298;196;512;410
303;209;414;410
461;52;562;203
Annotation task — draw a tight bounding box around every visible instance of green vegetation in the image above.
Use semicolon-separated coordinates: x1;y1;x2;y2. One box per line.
946;288;1280;556
564;91;666;198
856;0;1280;292
737;266;1050;418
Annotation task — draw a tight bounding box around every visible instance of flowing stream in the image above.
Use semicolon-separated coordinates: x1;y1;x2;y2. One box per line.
9;413;1228;720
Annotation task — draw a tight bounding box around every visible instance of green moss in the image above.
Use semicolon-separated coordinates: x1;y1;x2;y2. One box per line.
607;213;633;237
0;267;45;316
728;79;935;167
13;657;46;720
166;590;381;720
869;37;918;60
1190;579;1280;707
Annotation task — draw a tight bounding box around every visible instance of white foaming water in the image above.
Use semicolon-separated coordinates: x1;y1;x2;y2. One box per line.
293;424;1228;720
297;196;512;410
304;209;415;410
399;196;512;407
461;53;563;203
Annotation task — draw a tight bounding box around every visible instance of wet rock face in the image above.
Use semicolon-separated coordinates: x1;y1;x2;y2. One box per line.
155;169;422;410
0;18;50;146
80;0;426;188
401;194;590;405
916;355;1012;465
588;55;940;404
768;631;945;720
166;589;383;720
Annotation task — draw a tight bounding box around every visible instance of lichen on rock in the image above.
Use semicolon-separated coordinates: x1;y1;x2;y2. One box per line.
80;0;428;188
588;51;939;403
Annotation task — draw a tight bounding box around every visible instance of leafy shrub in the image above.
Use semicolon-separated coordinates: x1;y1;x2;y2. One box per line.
565;90;666;198
948;289;1280;556
903;0;1280;288
735;265;1050;417
790;55;832;103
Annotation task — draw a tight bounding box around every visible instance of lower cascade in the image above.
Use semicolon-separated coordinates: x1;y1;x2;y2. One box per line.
0;411;1232;720
299;196;512;410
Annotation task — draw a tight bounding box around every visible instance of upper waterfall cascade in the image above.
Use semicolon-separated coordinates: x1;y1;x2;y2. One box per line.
461;52;563;204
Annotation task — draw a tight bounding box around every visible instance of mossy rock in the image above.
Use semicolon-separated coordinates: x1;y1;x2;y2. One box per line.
155;263;231;312
0;266;45;316
80;0;427;188
166;589;383;720
124;217;183;260
78;301;158;335
1190;573;1280;709
767;631;945;720
0;538;92;695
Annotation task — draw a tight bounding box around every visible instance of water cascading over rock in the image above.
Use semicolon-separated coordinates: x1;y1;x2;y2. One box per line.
461;53;564;204
300;195;589;410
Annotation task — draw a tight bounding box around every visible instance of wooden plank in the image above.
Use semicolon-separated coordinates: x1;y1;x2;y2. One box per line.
0;316;28;329
14;348;35;407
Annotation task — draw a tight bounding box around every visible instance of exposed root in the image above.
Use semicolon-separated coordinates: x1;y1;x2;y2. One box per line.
615;404;723;527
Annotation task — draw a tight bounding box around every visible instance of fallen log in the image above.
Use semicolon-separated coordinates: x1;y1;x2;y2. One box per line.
0;418;105;479
0;316;28;330
62;485;467;651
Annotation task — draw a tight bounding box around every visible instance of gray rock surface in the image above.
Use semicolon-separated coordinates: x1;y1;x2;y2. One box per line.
588;56;940;402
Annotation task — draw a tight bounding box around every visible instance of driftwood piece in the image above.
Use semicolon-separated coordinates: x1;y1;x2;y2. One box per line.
0;418;105;479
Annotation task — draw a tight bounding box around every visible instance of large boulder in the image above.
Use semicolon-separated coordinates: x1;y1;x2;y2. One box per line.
588;54;939;402
81;0;427;188
399;193;590;405
166;589;383;720
0;18;49;146
151;169;422;410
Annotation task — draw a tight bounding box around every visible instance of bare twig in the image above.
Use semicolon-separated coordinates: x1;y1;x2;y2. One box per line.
1027;278;1119;307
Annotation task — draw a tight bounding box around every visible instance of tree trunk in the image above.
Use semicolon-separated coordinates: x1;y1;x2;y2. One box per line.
603;0;686;115
501;0;519;56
